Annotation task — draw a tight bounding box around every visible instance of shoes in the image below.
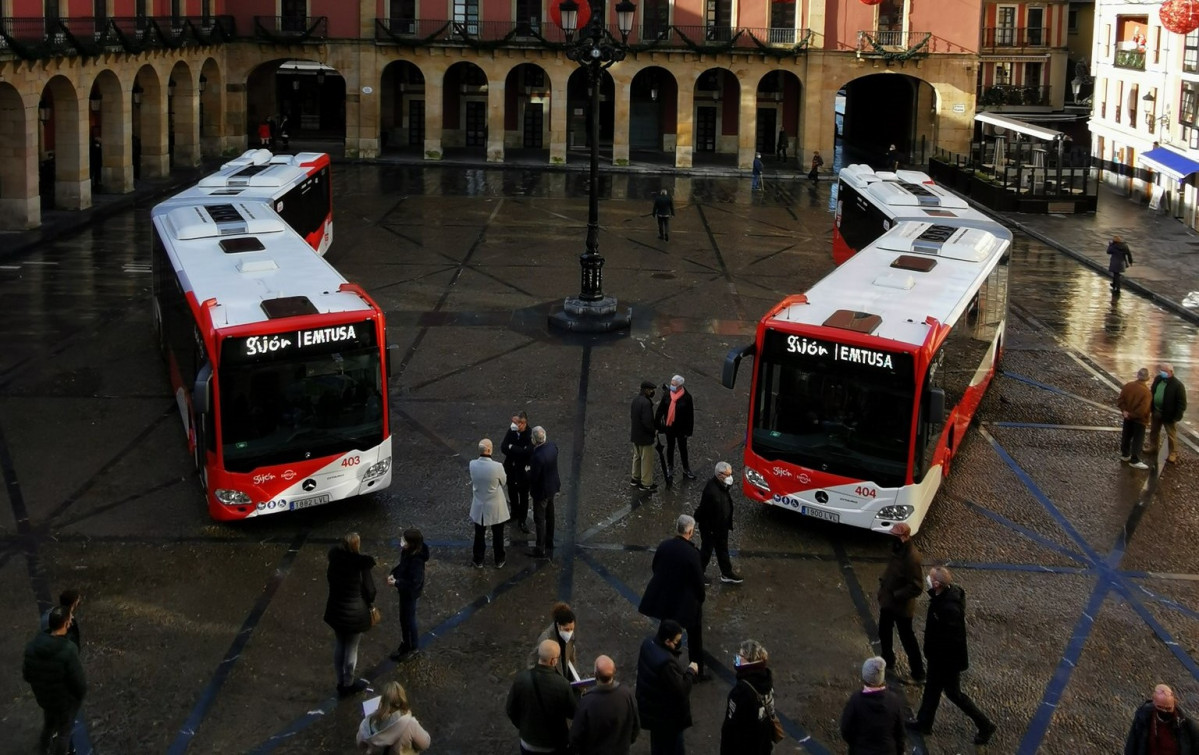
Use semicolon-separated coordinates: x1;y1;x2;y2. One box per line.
389;644;411;661
664;233;669;241
1129;460;1149;470
526;549;548;560
1120;455;1131;462
630;478;640;487
518;522;529;534
683;470;696;480
1168;455;1179;464
703;576;712;586
635;483;657;493
472;561;484;569
496;560;506;569
905;718;932;736
338;679;369;698
974;722;997;745
720;573;745;584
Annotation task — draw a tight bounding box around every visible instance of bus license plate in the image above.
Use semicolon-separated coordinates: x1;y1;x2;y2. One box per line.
801;506;840;524
291;494;331;510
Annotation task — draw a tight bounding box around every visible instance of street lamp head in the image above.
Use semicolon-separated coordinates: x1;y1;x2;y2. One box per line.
615;0;636;39
199;75;207;94
559;0;579;39
1071;76;1082;98
131;83;142;107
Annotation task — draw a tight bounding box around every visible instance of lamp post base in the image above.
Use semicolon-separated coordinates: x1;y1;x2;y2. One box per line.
548;296;632;333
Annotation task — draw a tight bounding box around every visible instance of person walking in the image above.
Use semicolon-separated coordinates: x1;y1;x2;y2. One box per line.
469;438;509;568
526;602;578;681
1124;684;1198;754
631;381;658;492
24;606;86;755
1107;235;1134;294
324;532;378;697
885;144;900;171
387;527;429;661
527;425;561;560
776;128;788;161
840;657;906;755
257;118;272;148
501;412;533;534
877;523;925;683
720;639;778;755
40;589;82;651
278;114;291;150
1118;368;1153;471
1148;363;1187;465
356;680;432;753
653;189;675;241
506;639;578;755
910;567;996;745
636;620;699;755
694;462;743;584
808;150;824;183
752;153;764;191
639;515;709;679
655;374;695;481
570;655;640;755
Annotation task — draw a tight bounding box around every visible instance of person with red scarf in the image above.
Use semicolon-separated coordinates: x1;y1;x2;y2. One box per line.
655;375;695;482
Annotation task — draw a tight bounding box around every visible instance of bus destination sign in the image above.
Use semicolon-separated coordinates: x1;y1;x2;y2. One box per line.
226;322;376;362
785;334;894;370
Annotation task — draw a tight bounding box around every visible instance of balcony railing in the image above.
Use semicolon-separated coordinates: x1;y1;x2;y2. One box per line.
254;15;327;42
978;84;1050;107
1114;48;1145;70
856;30;936;60
0;15;234;58
981;26;1049;51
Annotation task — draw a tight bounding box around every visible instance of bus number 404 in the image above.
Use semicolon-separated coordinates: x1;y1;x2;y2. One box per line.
855;486;876;498
342;456;361;467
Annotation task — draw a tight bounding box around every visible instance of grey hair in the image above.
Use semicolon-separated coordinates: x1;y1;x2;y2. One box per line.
861;656;886;686
478;438;492;455
672;375;685;386
1137;368;1150;380
676;514;695;535
532;426;547;445
739;639;768;664
715;461;732;476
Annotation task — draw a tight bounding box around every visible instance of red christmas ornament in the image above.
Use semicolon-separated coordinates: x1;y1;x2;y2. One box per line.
860;0;884;5
1161;0;1199;35
550;0;592;33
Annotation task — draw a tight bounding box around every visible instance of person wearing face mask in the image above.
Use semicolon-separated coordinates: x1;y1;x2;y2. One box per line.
527;425;562;561
639;516;709;681
655;375;696;482
387;528;429;661
636;620;698;755
502;412;534;534
876;523;925;684
631;381;659;492
720;639;779;754
694;461;743;584
1148;363;1187;466
1124;684;1198;754
527;602;578;682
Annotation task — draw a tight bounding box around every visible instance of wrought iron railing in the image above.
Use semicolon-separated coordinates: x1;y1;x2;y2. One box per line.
0;15;233;58
981;26;1049;51
978;84;1051;107
254;15;327;42
856;30;935;60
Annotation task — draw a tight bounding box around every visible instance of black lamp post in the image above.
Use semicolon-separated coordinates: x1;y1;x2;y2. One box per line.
548;0;637;333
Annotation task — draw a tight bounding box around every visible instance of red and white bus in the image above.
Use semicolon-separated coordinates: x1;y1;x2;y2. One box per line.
159;150;334;255
834;163;990;266
722;218;1011;534
151;199;392;521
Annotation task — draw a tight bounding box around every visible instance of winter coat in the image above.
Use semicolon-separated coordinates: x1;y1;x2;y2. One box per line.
356;711;432;754
635;636;694;732
1107;240;1134;273
1118;379;1153;427
506;664;577;749
840;687;906;755
922;584;969;672
1151;375;1188;424
501;425;533;482
469;455;509;526
527;622;577;681
529;441;561;502
630;394;657;445
638;536;705;627
324;546;377;634
390;542;429;599
23;631;86;712
652;194;675;218
695;476;734;537
1124;700;1198;755
720;663;776;755
877;538;923;618
570;681;640;755
655;389;694;437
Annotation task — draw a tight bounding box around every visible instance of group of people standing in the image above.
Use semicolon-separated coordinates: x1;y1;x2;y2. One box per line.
1118;363;1187;469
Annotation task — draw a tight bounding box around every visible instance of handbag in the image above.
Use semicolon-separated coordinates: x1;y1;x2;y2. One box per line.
740;679;785;743
369;605;382;627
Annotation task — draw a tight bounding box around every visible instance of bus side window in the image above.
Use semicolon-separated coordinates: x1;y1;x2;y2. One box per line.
915;352;947;482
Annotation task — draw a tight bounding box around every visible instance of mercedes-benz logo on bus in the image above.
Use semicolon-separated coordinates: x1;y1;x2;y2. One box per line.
815;491;829;504
302;479;317;492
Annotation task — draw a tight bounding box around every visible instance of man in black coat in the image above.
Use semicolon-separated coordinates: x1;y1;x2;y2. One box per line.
24;606;86;755
639;515;708;679
1124;684;1198;755
636;620;698;755
694;461;743;584
911;567;995;745
501;411;534;533
527;425;562;560
652;189;675;241
631;380;658;492
877;523;924;682
507;639;577;755
570;654;640;755
841;656;906;755
655;374;695;481
1149;363;1187;465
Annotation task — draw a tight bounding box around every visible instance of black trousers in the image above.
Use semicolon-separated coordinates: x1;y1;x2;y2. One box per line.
916;664;991;731
533;494;556;554
684;615;704;673
665;433;690;474
398;592;419;650
40;704;77;755
878;608;924;677
1111;269;1123;292
1120;418;1146;462
472;522;505;565
507;475;530;525
699;528;734;577
656;215;670;239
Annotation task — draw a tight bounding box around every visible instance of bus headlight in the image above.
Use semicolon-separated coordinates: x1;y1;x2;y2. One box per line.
215;488;252;506
363;458;391;480
744;467;770;492
877;504;914;520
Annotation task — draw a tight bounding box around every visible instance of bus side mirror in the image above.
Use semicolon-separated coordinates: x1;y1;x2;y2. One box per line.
192;363;212;415
722;343;755;389
927;387;946;424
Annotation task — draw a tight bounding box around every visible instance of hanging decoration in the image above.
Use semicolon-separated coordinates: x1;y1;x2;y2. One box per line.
860;0;885;5
1161;0;1199;35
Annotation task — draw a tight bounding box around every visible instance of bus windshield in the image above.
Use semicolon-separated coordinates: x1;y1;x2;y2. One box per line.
751;329;914;488
218;321;384;473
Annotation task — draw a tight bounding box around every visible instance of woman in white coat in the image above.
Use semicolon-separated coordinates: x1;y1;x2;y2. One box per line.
469;438;509;568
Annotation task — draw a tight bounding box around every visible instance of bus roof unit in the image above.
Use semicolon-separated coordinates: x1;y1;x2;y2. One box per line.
839;163;970;213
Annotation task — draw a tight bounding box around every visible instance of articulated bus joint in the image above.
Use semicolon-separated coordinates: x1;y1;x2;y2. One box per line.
722;343;755;389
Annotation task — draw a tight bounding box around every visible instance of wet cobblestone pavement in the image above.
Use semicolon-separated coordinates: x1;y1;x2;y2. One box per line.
0;164;1197;754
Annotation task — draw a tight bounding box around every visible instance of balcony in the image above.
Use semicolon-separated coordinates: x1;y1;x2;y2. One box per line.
1114;48;1145;71
856;30;937;61
981;26;1049;52
978;84;1051;108
0;15;234;59
254;15;327;43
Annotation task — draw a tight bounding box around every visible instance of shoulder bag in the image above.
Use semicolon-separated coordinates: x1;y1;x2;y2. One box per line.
739;679;785;743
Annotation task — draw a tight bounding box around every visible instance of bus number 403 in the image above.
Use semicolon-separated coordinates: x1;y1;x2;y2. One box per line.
855;486;876;498
342;456;361;467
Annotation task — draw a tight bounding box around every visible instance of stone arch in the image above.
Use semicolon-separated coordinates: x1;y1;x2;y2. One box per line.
443;61;489;154
565;67;615;160
39;75;87;211
133;65;167;180
89;69;132;195
199;57;225;158
838;72;936;168
755;70;802;162
248;58;348;149
692;67;739;159
168;60;199;167
628;66;678;154
380;59;427;153
503;63;551;152
0;83;37;230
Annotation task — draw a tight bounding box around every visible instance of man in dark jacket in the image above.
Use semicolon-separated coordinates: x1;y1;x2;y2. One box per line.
1124;684;1198;755
1149;363;1187;465
570;654;640;755
507;639;577;755
40;589;82;651
527;425;562;560
631;380;658;492
1107;235;1134;294
877;523;924;682
502;411;534;533
911;567;995;745
694;461;743;584
841;656;905;755
639;515;708;678
652;190;675;241
655;374;695;481
24;606;86;755
636;620;698;755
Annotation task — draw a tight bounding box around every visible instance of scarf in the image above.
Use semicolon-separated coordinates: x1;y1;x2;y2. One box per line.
667;387;684;427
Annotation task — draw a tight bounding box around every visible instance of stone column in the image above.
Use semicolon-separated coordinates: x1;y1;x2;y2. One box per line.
737;84;756;170
611;69;630;166
423;63;444;160
0;97;39;230
55;94;90;210
674;86;694;169
173;86;200;168
487;79;505;163
549;67;569;165
223;81;247;156
142;87;170;178
101;97;133;194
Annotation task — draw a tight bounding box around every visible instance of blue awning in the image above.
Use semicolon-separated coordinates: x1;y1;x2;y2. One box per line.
1139;147;1199;182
